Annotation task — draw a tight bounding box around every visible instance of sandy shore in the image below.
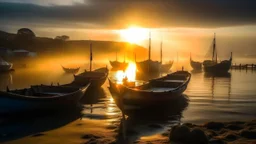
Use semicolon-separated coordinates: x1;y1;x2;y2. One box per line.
2;117;255;144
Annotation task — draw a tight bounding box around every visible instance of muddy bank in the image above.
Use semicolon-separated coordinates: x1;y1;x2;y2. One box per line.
170;120;256;144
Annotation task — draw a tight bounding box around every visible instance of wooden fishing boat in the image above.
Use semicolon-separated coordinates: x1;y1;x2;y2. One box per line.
71;43;109;88
109;71;191;115
203;33;232;73
0;57;13;72
137;34;173;73
190;54;202;70
109;61;128;70
61;65;80;73
0;83;90;114
109;52;128;70
73;67;109;88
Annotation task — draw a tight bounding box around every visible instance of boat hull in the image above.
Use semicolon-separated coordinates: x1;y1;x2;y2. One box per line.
73;67;108;89
203;60;231;73
136;60;161;73
0;84;89;114
109;71;191;116
0;64;13;72
190;60;202;70
160;62;173;72
109;61;128;70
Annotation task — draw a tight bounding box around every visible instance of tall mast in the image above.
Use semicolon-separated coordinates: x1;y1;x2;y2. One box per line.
148;31;151;61
90;42;92;71
212;33;216;61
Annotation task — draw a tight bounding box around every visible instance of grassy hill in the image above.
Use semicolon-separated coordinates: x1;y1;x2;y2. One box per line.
0;30;147;61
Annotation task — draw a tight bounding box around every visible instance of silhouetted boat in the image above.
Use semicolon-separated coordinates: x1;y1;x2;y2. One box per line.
0;57;13;72
0;83;90;114
137;33;173;73
160;61;173;72
109;52;128;70
203;33;232;73
190;53;202;70
61;65;80;73
109;71;191;115
109;61;128;70
72;43;109;88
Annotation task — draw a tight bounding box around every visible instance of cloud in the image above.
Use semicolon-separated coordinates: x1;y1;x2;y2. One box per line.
0;0;256;29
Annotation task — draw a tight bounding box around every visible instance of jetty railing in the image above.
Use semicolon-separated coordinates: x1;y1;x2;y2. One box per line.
231;64;256;70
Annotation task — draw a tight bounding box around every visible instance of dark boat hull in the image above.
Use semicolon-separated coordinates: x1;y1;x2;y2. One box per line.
109;71;191;116
73;67;109;89
190;60;202;70
0;84;89;114
203;60;231;73
136;60;161;73
160;62;173;72
109;61;128;70
62;66;80;73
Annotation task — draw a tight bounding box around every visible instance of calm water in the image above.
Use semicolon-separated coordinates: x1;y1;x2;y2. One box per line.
0;67;255;143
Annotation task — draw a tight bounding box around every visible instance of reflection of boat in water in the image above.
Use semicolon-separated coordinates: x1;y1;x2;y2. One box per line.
0;108;82;143
61;65;80;73
115;95;188;143
109;71;191;116
203;33;232;73
204;72;231;78
0;83;90;114
0;57;13;72
73;43;109;89
190;53;202;70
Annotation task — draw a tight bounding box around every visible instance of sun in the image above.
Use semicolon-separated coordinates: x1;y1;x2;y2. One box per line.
120;26;148;44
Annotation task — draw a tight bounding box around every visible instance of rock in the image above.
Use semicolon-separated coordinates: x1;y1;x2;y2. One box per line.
240;129;256;139
81;134;101;139
148;124;162;129
223;132;238;141
206;130;218;139
209;138;227;144
169;125;190;143
204;122;225;130
225;124;243;130
183;123;194;128
189;128;208;144
219;129;228;134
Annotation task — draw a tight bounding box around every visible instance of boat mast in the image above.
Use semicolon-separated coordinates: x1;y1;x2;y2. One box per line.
90;42;92;71
148;31;151;61
212;33;216;62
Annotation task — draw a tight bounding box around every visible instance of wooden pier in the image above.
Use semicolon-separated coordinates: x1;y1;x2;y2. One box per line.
231;64;256;70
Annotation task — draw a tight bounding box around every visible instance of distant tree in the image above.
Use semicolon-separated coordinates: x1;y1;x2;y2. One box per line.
55;35;70;41
17;28;36;39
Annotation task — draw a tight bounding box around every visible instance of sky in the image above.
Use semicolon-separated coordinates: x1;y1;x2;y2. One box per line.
0;0;256;61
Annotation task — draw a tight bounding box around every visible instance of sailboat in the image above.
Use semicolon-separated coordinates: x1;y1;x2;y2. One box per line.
109;52;128;70
0;57;13;72
203;33;232;73
72;43;109;88
136;32;161;73
159;41;173;72
190;53;202;70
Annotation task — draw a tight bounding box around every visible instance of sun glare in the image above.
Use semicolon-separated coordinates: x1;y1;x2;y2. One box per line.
120;26;148;43
115;62;137;83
